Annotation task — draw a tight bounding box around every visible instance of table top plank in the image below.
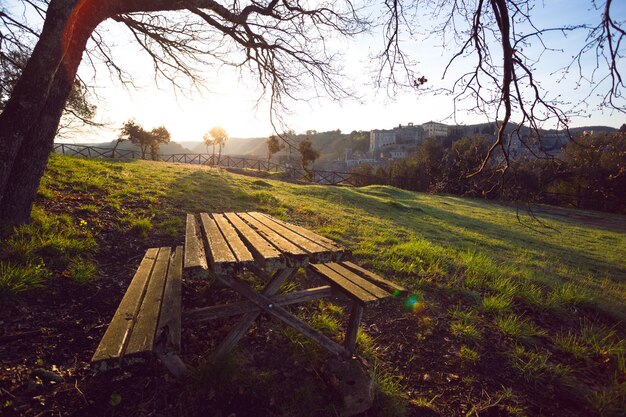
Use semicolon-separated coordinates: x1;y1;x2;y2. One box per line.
253;212;350;259
184;214;208;277
223;212;285;270
237;212;309;265
212;213;255;265
247;212;330;256
199;213;237;275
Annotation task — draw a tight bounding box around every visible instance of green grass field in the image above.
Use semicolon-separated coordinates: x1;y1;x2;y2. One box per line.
2;154;624;416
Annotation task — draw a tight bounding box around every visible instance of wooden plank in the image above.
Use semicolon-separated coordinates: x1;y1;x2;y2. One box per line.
223;212;284;270
212;213;255;264
325;262;391;300
254;212;350;260
155;246;183;354
184;214;208;278
344;304;364;355
340;261;407;295
91;248;158;363
199;213;237;275
237;213;309;265
125;247;171;356
186;285;333;322
246;212;329;258
211;268;296;359
216;273;348;357
308;264;379;305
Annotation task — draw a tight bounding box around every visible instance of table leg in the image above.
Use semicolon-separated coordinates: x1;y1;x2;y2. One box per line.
211;267;297;359
344;303;364;355
217;272;348;357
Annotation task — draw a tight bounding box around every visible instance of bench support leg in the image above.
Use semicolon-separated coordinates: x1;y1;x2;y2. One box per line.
155;351;189;378
344;304;364;355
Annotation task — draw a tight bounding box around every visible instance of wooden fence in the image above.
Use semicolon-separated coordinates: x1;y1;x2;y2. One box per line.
52;143;367;186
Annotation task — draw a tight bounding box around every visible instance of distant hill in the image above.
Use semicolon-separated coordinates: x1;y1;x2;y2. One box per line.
68;140;196;155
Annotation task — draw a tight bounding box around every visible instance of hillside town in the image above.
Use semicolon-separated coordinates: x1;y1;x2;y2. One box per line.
343;121;571;169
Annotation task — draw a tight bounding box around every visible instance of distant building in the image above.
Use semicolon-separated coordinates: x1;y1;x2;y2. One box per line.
422;121;449;138
369;121;447;158
369;130;396;153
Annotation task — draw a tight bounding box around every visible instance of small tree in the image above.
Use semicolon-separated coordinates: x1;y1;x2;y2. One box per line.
149;126;171;160
119;120;170;160
203;132;216;163
209;126;229;165
266;135;284;164
120;120;151;159
298;138;320;180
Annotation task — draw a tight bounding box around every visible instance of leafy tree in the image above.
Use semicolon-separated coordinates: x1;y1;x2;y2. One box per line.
119;120;170;160
119;120;151;159
550;131;626;212
266;135;284;164
298;138;320;179
149;126;171;161
209;126;229;164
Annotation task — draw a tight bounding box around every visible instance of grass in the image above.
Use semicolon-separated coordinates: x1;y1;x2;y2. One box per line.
0;261;49;295
495;314;546;342
2;153;625;416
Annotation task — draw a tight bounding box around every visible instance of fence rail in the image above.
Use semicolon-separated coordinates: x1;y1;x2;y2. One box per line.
52;143;365;186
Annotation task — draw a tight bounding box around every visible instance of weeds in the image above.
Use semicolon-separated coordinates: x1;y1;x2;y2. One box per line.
67;259;98;284
0;262;49;295
371;365;407;417
509;345;571;385
495;314;546;342
481;294;513;314
126;215;152;237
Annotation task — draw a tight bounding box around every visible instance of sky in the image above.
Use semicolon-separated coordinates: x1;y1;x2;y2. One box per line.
7;0;624;143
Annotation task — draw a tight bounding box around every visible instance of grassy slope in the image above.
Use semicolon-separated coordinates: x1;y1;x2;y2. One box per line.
2;154;625;416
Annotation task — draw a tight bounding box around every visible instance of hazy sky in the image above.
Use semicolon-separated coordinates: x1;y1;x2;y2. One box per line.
8;0;623;142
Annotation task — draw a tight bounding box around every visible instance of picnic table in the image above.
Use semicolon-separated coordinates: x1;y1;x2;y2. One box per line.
92;211;405;375
184;211;353;358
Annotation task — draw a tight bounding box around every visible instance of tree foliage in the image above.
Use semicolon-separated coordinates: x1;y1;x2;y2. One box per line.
266;134;284;163
298;138;320;178
119;120;171;160
353;130;626;213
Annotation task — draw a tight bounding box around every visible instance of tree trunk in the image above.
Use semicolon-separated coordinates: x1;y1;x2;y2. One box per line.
0;0;106;233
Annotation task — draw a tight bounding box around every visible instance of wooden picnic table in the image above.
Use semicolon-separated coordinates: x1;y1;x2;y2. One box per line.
91;211;405;376
183;212;353;358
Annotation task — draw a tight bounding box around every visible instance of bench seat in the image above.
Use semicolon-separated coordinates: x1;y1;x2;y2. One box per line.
307;261;407;354
91;246;184;375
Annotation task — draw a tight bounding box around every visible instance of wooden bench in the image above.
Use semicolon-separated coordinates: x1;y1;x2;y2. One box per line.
91;246;186;377
307;261;407;355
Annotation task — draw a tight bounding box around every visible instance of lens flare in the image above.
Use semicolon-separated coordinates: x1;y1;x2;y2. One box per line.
404;293;424;313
